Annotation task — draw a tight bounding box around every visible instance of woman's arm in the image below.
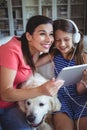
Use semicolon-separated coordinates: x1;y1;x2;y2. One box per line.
0;66;38;101
0;66;64;102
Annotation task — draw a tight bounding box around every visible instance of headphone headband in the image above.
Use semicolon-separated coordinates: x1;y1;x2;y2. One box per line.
65;19;81;44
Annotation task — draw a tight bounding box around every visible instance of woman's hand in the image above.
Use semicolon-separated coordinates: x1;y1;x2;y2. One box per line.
39;78;64;96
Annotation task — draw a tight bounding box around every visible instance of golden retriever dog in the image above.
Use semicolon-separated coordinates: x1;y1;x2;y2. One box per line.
18;73;61;130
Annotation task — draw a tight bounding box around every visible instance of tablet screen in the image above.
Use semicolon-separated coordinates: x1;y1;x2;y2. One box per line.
56;64;87;86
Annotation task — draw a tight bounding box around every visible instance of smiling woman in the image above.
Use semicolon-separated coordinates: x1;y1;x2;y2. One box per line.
0;15;64;130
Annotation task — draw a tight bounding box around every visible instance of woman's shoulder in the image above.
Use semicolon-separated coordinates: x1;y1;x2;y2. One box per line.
0;36;21;52
7;36;21;48
0;36;23;69
0;36;23;63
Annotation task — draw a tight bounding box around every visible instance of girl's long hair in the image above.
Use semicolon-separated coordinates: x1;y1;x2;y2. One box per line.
52;19;84;65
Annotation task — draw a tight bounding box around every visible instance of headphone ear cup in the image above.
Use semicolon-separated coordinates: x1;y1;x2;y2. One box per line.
73;32;81;44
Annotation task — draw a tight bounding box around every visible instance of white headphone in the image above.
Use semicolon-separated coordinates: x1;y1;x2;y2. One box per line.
65;19;81;44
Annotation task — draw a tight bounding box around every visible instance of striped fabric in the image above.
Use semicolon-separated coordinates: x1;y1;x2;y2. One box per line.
53;54;87;119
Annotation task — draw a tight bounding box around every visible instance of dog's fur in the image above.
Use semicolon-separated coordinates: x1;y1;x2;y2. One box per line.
18;73;61;130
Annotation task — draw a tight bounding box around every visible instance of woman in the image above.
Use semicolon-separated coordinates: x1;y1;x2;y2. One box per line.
36;19;87;130
0;15;64;130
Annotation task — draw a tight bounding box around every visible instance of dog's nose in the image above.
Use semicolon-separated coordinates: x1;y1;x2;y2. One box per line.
27;114;36;122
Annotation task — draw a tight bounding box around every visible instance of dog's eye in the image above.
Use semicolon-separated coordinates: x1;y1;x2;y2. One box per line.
26;101;30;105
39;103;44;106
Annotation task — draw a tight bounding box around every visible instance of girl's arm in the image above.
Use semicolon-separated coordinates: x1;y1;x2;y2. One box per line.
76;53;87;95
76;69;87;95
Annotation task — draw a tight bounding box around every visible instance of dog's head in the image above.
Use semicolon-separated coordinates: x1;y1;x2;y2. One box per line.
18;95;61;127
19;95;52;127
18;72;61;127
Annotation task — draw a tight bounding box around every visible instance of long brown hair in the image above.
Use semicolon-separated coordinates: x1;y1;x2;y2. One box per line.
52;19;84;65
19;15;53;73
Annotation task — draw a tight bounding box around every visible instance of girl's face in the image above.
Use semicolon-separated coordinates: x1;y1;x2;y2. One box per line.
55;30;73;56
27;24;54;55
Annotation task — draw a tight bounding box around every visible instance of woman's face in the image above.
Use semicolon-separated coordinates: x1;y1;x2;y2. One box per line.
55;30;73;56
27;23;54;55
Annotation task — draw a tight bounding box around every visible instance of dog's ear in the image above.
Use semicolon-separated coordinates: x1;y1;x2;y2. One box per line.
49;96;61;112
18;101;26;113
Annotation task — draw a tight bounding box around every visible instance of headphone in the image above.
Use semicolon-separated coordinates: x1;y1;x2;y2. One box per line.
65;19;81;44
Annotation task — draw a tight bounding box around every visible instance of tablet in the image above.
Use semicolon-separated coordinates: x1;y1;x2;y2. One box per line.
56;64;87;86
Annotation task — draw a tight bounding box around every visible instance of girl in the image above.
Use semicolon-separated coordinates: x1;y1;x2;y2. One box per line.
36;19;87;130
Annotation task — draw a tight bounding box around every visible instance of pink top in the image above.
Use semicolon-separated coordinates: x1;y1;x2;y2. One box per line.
0;37;32;108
